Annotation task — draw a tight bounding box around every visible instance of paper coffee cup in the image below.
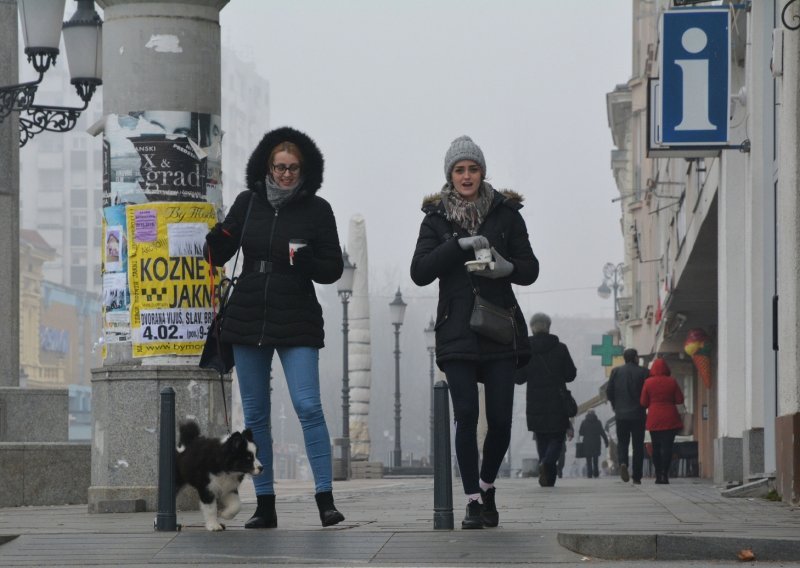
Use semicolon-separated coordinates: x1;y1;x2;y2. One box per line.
289;239;307;265
475;248;492;263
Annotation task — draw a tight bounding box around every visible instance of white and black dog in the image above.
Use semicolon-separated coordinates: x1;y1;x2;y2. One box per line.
176;420;263;531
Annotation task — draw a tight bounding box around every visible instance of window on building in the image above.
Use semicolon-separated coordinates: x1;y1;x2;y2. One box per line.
70;189;87;208
39;170;64;193
70;228;87;246
71;150;87;171
70;266;87;288
71;212;87;228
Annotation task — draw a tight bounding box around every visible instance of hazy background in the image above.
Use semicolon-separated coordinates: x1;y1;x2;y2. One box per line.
218;1;632;469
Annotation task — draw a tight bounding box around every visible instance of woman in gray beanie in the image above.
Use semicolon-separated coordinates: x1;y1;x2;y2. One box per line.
411;135;539;529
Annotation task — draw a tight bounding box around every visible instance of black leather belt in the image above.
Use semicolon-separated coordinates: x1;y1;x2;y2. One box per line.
244;259;274;273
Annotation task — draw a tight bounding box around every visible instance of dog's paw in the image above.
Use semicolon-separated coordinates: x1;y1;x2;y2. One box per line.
205;521;225;532
219;509;237;520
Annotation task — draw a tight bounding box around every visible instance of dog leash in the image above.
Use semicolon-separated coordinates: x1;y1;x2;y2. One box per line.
207;247;230;434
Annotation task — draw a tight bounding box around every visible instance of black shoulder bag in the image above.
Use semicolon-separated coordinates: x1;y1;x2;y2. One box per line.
199;194;254;376
537;353;578;418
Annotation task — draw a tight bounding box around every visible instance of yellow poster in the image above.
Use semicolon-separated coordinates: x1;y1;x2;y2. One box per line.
127;203;217;357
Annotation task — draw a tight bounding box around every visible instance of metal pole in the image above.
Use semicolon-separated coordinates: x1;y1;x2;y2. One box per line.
155;387;177;531
433;380;453;529
0;0;20;387
341;293;350;478
393;323;402;468
428;347;435;466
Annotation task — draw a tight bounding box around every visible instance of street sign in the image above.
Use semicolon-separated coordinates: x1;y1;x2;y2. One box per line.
591;334;623;367
660;9;729;146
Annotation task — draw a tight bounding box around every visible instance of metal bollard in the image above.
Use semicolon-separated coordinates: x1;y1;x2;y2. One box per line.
155;387;177;531
433;380;454;529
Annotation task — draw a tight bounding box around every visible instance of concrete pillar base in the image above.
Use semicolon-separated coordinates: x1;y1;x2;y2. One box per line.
88;365;230;513
713;436;743;484
742;427;765;480
775;413;800;505
0;387;69;442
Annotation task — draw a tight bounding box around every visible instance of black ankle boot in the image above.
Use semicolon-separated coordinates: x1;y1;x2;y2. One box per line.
245;494;277;529
314;491;345;527
480;488;498;527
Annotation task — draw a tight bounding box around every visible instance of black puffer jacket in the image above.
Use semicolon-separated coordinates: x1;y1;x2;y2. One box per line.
410;187;539;369
205;127;343;347
521;333;577;433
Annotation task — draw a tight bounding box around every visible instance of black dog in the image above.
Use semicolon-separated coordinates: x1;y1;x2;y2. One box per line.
176;420;263;531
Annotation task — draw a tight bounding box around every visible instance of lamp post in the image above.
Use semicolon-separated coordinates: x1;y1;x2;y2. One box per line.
597;262;625;329
424;317;436;466
389;288;406;468
1;0;103;146
336;248;356;479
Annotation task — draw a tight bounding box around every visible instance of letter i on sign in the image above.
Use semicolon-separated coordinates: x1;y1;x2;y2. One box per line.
675;27;715;132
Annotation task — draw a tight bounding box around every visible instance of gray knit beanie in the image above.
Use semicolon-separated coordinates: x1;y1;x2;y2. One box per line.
443;135;486;182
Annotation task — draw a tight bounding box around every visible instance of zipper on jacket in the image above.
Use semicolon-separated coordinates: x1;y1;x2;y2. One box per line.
257;208;280;346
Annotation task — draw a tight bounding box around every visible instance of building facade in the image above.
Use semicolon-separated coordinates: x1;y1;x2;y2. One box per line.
607;0;800;502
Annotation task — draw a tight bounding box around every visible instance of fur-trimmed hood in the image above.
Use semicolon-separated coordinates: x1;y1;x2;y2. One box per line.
421;186;525;212
245;126;325;200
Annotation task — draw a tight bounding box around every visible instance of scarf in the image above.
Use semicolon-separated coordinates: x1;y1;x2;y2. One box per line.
441;181;495;235
265;175;304;209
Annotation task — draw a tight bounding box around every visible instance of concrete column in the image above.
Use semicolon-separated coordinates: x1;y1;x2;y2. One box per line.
89;0;229;512
776;7;800;505
741;0;776;478
715;56;748;482
0;0;20;387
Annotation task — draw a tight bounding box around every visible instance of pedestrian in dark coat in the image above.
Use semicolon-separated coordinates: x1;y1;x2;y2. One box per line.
578;410;608;478
606;348;648;484
640;357;684;484
518;313;577;487
410;135;539;529
205;126;344;529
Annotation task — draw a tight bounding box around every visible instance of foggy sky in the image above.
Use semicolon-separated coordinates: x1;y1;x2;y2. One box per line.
219;1;632;466
220;0;632;321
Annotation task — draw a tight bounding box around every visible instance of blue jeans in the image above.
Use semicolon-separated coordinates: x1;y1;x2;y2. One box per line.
233;344;332;495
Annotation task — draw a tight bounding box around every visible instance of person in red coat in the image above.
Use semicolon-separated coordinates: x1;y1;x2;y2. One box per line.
640;358;684;484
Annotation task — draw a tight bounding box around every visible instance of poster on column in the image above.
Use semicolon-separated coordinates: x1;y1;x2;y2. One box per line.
126;202;217;357
102;205;131;348
104;111;222;210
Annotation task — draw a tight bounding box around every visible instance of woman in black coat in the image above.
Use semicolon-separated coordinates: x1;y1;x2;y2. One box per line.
578;410;608;478
205;127;344;529
519;313;577;487
411;135;539;529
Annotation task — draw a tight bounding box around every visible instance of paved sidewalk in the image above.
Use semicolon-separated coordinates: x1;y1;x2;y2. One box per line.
1;475;799;565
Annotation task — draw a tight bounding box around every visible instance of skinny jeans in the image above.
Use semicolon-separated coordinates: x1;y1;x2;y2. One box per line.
233;344;332;495
441;358;516;495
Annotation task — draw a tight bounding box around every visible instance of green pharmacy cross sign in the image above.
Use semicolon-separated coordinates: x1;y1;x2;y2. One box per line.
591;334;623;367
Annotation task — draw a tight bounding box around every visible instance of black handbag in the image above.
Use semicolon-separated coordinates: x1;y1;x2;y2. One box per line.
469;292;517;345
537;353;578;417
199;195;254;375
560;387;579;418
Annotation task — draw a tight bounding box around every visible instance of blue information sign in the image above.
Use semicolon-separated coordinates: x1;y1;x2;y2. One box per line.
661;9;729;145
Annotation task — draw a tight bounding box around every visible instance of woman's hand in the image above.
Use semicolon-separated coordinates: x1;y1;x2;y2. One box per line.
291;245;315;278
474;247;514;279
457;235;490;252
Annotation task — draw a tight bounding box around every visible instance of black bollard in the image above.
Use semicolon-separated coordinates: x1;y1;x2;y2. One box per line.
433;380;454;530
155;386;177;531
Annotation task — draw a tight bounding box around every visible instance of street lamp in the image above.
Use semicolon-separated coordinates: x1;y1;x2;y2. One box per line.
597;262;625;329
389;288;406;468
424;316;436;467
1;0;103;146
336;248;356;478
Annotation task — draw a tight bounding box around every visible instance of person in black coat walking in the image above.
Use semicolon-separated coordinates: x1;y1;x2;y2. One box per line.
411;135;538;529
205;127;344;529
518;313;577;487
606;348;648;484
578;410;608;478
